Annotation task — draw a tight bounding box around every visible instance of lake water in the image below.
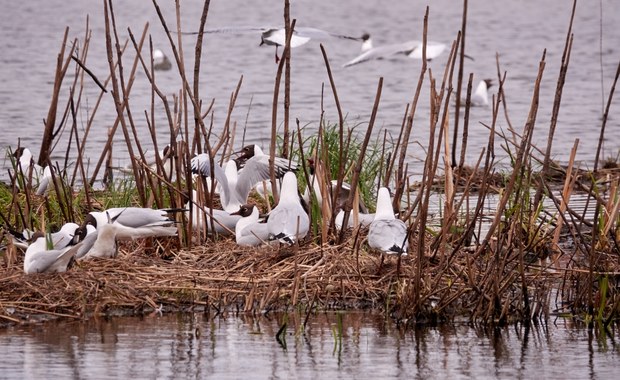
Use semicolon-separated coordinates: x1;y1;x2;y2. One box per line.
0;312;618;379
0;0;619;180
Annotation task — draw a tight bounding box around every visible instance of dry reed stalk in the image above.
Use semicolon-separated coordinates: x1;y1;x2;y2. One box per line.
318;44;347;232
39;27;75;166
533;0;576;208
338;77;383;243
268;18;296;205
282;0;292;159
552;139;579;248
451;0;468;168
103;0;147;204
85;37;130;187
602;179;620;237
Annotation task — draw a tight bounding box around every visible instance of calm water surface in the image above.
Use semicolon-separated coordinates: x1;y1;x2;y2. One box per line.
0;312;618;379
0;0;618;179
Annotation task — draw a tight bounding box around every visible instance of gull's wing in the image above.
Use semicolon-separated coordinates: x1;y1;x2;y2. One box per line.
294;27;362;42
180;26;273;36
26;245;81;273
267;202;309;243
368;219;408;254
191;154;230;203
343;41;415;67
235;156;297;202
405;41;447;60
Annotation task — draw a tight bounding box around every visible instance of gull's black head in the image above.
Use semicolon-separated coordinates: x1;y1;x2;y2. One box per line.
307;158;316;175
12;147;25;159
231;204;254;217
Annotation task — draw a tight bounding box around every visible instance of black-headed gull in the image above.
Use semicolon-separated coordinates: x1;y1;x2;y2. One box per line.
153;49;172;71
81;207;179;240
24;222;80;254
12;147;56;195
303;158;368;213
343;33;447;67
190;26;362;63
191;145;297;212
75;216;120;259
185;189;241;235
267;171;309;244
231;204;270;247
368;187;408;256
461;79;493;107
23;222;83;273
23;243;83;274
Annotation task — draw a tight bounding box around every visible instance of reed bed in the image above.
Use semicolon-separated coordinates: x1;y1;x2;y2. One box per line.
1;0;620;331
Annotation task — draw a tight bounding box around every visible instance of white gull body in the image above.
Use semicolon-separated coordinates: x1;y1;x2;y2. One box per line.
368;188;408;255
267;172;309;244
344;34;447;67
232;204;270;247
83;207;178;240
335;209;376;231
191;145;297;213
23;244;82;274
186;189;240;235
23;222;82;273
196;26;361;62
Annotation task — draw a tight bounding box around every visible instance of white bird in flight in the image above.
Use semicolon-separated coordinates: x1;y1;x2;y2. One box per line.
343;33;448;68
185;26;362;63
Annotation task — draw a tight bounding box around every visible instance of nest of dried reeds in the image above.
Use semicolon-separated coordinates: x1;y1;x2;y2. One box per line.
2;228;597;328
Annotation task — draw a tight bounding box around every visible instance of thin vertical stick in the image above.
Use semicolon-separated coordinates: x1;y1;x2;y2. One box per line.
103;0;146;204
39;27;74;166
451;0;468;168
282;0;291;158
338;77;383;243
269;19;296;204
533;0;576;207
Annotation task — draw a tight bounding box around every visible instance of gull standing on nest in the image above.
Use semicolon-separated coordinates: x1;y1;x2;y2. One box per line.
368;187;408;273
267;172;309;244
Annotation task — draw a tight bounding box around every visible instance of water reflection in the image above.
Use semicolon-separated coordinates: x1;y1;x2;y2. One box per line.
0;312;618;379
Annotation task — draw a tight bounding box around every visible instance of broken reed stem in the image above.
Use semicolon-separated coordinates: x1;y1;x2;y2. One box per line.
552;139;579;248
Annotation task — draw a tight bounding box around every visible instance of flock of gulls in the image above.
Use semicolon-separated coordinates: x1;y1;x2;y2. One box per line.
177;24;493;105
9;144;408;275
7;23;496;275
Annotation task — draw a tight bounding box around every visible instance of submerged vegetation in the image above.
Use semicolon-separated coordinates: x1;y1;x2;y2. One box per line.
1;0;620;335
